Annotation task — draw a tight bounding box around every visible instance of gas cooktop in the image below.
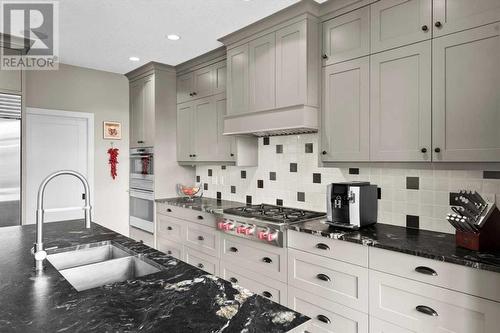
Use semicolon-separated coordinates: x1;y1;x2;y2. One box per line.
223;204;326;225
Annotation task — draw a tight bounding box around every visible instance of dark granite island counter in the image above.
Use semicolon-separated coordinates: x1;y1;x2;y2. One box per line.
0;221;309;333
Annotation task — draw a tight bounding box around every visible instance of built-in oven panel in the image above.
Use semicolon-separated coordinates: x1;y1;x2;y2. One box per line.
130;189;154;233
130;147;154;179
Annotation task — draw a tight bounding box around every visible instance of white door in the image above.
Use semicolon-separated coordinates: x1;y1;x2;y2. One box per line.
432;23;500;162
370;41;432;162
193;66;213;99
214;93;235;162
177;72;194;104
433;0;500;37
322;6;370;66
249;33;276;112
26;108;94;224
322;57;370;162
370;0;432;53
176;102;194;162
193;97;217;161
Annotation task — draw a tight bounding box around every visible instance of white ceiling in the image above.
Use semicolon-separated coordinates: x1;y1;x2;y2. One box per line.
54;0;325;74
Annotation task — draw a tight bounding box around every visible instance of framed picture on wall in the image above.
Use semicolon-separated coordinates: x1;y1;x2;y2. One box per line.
103;121;122;140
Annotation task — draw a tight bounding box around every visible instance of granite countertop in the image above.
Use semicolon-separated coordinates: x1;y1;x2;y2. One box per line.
156;197;245;214
289;219;500;274
0;221;309;333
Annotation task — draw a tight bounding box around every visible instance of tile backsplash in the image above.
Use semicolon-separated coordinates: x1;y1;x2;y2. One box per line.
196;134;500;234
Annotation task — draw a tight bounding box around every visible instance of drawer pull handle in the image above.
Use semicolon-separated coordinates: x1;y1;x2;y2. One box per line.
166;208;172;212
416;305;438;317
167;250;172;255
262;291;273;299
262;257;272;264
197;215;204;220
316;314;331;324
197;236;204;241
229;247;238;253
316;274;331;282
197;263;204;269
230;277;238;283
315;243;330;251
167;226;173;231
415;266;437;276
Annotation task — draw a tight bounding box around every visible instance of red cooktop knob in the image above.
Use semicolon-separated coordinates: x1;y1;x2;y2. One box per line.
236;226;245;234
224;223;235;231
258;230;268;240
243;227;255;235
266;232;278;242
217;222;226;230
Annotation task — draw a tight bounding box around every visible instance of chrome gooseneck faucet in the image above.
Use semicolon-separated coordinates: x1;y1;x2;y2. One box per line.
33;170;92;272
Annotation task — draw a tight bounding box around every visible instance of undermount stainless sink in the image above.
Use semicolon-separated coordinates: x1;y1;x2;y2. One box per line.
47;242;162;292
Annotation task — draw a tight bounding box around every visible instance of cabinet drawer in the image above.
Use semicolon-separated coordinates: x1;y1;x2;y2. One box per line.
185;247;219;275
221;234;287;282
157;214;185;243
129;227;154;248
157;203;216;227
369;247;500;303
369;270;500;332
288;231;368;267
220;262;287;306
369;317;416;333
157;238;184;260
288;248;368;313
288;286;368;333
185;223;220;258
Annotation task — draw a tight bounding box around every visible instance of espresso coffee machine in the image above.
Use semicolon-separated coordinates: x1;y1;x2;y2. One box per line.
326;182;378;229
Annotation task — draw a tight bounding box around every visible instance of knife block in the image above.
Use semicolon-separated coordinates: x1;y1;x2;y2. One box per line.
456;206;500;251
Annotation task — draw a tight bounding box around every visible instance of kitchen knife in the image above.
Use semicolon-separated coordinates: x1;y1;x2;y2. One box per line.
459;197;481;216
446;215;462;231
472;191;487;206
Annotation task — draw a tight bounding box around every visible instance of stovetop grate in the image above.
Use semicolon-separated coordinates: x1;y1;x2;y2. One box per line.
223;204;326;224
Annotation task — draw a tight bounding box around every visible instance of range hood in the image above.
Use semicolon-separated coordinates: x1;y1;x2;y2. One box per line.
223;105;319;137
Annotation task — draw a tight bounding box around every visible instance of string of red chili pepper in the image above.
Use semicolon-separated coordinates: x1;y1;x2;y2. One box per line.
107;148;119;180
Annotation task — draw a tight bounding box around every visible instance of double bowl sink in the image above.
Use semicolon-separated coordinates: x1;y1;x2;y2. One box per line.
47;241;163;292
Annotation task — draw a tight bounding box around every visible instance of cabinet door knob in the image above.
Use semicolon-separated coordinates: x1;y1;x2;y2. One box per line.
435;21;442;28
230;277;238;283
316;273;331;282
192;92;197;96
167;250;172;255
230;153;234;157
262;291;273;299
262;257;272;264
434;147;441;153
193;154;197;157
166;208;172;212
322;151;327;155
189;93;193;96
415;266;437;276
416;305;438;317
421;148;427;153
421;25;428;31
167;226;173;231
322;54;328;59
315;243;330;251
316;315;331;324
197;235;204;241
229;247;238;253
197;263;204;269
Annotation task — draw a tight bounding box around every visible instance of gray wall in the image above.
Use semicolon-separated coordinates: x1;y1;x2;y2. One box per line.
25;64;130;235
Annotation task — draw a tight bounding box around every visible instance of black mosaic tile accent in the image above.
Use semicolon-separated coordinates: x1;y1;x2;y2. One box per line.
406;177;419;190
196;175;200;182
208;169;213;177
305;143;313;153
263;137;270;145
297;192;305;202
221;166;226;170
349;168;359;175
276;199;283;206
217;192;222;200
241;170;247;179
257;180;264;188
406;215;420;229
483;171;500;179
313;173;321;184
246;195;252;205
231;186;236;194
204;183;208;191
290;163;298;173
276;145;283;154
377;188;382;200
270;172;276;181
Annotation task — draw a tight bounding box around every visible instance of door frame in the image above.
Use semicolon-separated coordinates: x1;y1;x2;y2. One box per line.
24;107;94;225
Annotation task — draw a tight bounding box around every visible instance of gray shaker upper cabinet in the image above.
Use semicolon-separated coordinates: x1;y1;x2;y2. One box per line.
177;72;194;104
370;0;432;53
129;74;155;148
176;65;215;104
321;57;370;162
433;0;500;38
226;44;249;115
248;33;276;112
322;6;370;66
370;41;432;162
432;23;500;162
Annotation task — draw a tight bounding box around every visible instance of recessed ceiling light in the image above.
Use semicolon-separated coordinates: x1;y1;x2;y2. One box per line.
167;34;180;41
129;56;140;62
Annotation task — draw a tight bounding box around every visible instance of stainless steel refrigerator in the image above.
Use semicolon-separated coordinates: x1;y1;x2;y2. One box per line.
0;93;21;227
